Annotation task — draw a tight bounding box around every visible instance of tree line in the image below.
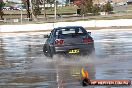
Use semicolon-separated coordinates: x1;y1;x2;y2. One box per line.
0;0;113;20
77;0;113;15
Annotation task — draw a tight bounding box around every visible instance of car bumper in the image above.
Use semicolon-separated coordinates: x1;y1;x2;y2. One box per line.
52;43;95;55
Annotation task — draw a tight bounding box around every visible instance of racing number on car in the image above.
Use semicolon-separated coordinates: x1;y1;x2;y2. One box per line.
69;49;80;54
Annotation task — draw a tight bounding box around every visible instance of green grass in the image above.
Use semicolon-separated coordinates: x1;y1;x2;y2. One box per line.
1;13;132;25
3;5;78;15
41;5;78;14
127;5;132;10
4;10;27;14
57;5;78;13
113;5;132;14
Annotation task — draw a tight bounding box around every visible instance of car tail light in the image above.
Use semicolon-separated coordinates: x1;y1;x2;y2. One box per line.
83;37;93;43
55;39;64;45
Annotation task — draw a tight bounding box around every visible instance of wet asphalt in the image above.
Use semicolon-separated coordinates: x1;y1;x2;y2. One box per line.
0;29;132;88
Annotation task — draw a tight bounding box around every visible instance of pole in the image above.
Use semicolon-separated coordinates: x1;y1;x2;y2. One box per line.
54;0;57;19
29;0;33;21
20;7;22;23
20;2;23;23
43;0;46;19
126;2;128;16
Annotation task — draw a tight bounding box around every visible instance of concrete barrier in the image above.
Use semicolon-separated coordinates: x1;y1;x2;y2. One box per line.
0;19;132;33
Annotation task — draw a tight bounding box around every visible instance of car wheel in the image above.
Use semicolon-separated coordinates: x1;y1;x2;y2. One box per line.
43;44;54;58
43;44;49;57
47;47;53;58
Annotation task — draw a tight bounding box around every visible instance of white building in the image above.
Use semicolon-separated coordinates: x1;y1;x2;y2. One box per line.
3;0;7;3
4;0;22;3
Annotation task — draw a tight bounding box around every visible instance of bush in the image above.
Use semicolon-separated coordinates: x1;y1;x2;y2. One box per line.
0;0;5;19
92;5;100;15
103;1;113;12
80;0;93;15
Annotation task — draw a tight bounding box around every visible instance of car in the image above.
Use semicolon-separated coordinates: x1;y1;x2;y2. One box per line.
13;7;21;10
43;26;95;57
2;7;11;10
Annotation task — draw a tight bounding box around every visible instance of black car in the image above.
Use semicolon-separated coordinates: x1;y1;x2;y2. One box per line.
43;26;95;57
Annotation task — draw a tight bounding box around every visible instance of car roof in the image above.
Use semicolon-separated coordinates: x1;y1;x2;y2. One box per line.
54;26;84;30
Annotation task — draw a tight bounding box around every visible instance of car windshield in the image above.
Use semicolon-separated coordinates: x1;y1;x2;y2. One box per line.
55;27;87;39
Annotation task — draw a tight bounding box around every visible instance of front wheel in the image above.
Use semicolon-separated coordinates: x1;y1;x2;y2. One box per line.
47;47;53;58
43;45;53;58
43;44;49;57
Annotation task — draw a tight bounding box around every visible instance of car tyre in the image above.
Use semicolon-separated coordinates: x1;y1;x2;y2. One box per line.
43;44;54;58
47;47;53;58
43;44;49;57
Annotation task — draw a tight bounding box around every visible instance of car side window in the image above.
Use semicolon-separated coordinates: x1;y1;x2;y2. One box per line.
49;30;54;38
47;32;52;43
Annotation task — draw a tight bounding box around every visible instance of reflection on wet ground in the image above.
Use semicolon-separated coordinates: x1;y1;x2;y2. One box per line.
0;29;132;88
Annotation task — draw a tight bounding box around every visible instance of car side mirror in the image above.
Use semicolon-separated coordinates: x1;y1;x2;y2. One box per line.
87;32;91;35
44;34;50;38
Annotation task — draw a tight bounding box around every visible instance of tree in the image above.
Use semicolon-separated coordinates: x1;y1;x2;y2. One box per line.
103;1;113;12
39;0;55;19
0;0;5;20
47;0;55;11
92;5;100;15
22;0;31;19
65;0;70;5
32;0;41;18
23;0;59;20
80;0;93;15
